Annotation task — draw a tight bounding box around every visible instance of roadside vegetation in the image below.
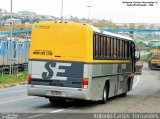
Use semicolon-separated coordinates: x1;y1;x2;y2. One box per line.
0;71;27;85
140;54;148;62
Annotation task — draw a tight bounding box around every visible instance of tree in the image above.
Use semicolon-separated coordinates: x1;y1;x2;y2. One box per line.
123;24;128;28
149;24;155;29
129;23;136;29
138;24;145;29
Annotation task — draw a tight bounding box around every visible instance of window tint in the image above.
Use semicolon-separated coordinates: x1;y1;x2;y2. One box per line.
93;33;133;59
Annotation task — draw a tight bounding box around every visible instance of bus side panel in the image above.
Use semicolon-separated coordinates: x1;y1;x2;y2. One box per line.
89;62;132;101
89;76;107;101
88;63;105;101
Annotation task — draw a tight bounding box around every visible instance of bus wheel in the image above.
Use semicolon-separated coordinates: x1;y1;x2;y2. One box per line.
148;62;151;68
100;85;108;104
150;65;153;70
121;80;129;97
149;62;153;70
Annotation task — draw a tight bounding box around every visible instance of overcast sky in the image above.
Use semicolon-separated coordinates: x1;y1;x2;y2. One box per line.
0;0;160;23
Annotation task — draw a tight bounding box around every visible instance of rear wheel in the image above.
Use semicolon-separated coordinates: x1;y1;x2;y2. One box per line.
100;85;108;104
148;62;150;69
150;65;154;70
149;62;153;70
121;80;129;97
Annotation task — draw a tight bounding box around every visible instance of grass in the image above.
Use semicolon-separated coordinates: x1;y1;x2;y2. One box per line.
0;71;28;85
140;54;148;62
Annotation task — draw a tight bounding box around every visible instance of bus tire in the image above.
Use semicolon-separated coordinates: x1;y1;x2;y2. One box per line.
148;62;150;68
121;80;130;97
149;62;151;69
149;62;153;70
100;84;108;104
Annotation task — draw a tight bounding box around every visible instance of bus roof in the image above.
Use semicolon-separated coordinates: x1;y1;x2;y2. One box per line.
33;22;133;41
90;25;133;41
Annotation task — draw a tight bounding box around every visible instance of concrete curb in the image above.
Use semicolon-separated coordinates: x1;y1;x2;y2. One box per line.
0;81;27;89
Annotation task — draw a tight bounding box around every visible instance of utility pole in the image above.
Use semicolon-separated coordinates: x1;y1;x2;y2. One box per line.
60;0;63;21
9;0;13;75
86;5;92;22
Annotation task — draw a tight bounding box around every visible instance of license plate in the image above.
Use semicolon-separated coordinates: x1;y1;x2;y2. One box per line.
51;91;62;96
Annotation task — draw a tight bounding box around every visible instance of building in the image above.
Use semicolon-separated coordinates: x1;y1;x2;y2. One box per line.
4;18;21;26
37;15;55;21
0;9;2;17
17;10;36;19
0;9;8;17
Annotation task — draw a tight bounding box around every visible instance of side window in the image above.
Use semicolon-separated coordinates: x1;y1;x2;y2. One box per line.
100;36;104;58
93;33;131;60
124;41;127;58
114;39;117;58
104;36;107;58
120;40;123;58
93;34;104;59
117;39;120;58
110;37;114;58
127;41;130;58
130;41;135;59
107;37;111;57
98;35;101;57
122;40;125;58
93;34;99;58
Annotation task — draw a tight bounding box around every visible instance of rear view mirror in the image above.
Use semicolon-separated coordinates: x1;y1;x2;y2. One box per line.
135;50;140;61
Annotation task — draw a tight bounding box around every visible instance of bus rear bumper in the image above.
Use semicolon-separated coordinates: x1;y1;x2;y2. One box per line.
27;84;90;100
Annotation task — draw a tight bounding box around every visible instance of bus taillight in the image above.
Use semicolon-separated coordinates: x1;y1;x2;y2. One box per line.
28;74;32;84
82;78;89;88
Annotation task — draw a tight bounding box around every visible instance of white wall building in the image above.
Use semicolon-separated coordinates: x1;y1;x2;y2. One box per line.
4;18;21;26
0;9;8;17
0;9;2;17
17;10;36;19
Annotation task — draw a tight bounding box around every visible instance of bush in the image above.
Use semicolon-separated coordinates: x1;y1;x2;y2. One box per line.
0;71;27;85
140;54;148;62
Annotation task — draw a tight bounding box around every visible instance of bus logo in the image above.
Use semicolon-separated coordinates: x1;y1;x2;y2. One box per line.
33;25;39;29
42;61;72;80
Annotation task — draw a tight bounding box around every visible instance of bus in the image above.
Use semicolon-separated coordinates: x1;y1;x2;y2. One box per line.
148;49;160;70
27;22;138;104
